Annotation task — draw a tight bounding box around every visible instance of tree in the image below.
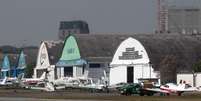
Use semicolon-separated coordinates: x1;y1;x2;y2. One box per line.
159;55;178;84
24;62;35;78
193;60;201;72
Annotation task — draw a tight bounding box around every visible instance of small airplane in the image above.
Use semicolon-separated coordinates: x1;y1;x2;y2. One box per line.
78;77;106;91
53;77;80;88
52;76;107;91
0;77;19;88
16;72;55;92
0;77;10;86
18;72;47;88
144;80;198;96
29;81;55;92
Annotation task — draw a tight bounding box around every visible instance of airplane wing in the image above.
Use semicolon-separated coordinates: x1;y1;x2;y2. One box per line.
176;88;198;92
144;88;170;93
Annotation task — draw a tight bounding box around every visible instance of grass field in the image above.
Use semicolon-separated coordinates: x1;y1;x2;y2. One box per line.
0;89;201;101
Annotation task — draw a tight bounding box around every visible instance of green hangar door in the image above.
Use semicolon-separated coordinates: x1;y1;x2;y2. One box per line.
127;66;134;83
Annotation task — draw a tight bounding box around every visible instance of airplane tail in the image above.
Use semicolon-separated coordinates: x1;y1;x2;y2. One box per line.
17;73;25;80
178;80;186;89
45;82;55;91
39;72;46;80
0;77;7;85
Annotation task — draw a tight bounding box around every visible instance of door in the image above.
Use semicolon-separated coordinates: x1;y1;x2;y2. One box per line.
64;67;73;77
127;66;134;83
37;69;47;78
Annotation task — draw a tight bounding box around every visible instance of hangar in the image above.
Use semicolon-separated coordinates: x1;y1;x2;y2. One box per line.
56;35;87;78
109;37;159;85
33;41;62;82
16;51;26;76
1;55;10;78
31;33;201;84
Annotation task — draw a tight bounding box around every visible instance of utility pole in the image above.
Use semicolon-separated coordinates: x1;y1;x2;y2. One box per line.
192;71;197;87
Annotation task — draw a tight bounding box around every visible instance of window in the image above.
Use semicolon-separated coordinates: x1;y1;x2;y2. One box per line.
64;67;73;77
89;63;101;68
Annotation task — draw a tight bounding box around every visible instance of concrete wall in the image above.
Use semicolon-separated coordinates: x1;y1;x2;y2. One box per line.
110;65;127;85
196;73;201;87
177;73;193;86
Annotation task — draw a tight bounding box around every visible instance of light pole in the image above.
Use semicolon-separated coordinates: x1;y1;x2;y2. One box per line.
192;71;197;87
149;62;152;78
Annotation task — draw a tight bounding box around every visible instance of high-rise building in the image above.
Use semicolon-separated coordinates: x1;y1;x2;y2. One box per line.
58;20;90;40
158;0;201;34
167;7;201;34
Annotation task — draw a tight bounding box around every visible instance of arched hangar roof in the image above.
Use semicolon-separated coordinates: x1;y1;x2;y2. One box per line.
73;34;201;71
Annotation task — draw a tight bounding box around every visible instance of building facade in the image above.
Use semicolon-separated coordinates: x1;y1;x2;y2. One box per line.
110;37;159;85
1;55;10;78
33;42;55;82
167;7;201;34
177;73;201;87
56;35;87;78
58;20;89;40
28;34;201;84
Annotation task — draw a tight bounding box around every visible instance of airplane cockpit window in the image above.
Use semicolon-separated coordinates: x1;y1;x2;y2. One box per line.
185;84;192;88
164;85;169;88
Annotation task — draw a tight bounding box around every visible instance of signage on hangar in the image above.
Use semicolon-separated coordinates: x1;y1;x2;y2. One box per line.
119;47;142;60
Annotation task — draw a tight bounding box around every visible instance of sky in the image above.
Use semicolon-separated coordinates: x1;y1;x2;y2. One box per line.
0;0;200;46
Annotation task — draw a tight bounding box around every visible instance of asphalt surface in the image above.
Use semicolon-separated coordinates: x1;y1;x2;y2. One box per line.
0;89;201;101
0;97;111;101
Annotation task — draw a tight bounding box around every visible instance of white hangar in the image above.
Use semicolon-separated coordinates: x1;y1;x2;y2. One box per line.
110;37;159;85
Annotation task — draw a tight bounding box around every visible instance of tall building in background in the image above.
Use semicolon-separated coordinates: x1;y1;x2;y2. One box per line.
58;20;90;40
158;0;168;33
167;7;201;34
157;0;201;34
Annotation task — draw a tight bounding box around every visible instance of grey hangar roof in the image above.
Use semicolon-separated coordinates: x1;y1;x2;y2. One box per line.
42;33;201;72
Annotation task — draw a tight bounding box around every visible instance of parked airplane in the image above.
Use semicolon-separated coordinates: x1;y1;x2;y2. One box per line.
145;81;198;96
53;77;80;89
29;81;55;92
0;77;10;86
52;76;107;91
18;72;47;88
0;77;19;88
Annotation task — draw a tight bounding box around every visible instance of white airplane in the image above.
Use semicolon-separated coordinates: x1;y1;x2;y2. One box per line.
0;77;9;86
0;77;18;88
52;76;107;91
145;81;198;96
19;72;46;87
16;72;55;92
29;81;55;92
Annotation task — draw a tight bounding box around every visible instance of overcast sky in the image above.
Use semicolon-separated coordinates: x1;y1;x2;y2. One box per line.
0;0;200;46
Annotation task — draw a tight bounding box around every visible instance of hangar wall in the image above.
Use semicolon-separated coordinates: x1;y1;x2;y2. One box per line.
33;42;55;82
177;73;201;87
110;37;159;85
56;35;87;79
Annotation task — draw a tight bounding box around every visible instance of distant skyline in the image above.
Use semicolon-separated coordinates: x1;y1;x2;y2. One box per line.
0;0;200;46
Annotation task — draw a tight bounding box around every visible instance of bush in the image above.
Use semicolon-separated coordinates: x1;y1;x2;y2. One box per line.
24;63;35;78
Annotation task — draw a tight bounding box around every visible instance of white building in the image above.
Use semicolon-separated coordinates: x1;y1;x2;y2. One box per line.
177;73;201;87
33;42;55;82
109;37;159;85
